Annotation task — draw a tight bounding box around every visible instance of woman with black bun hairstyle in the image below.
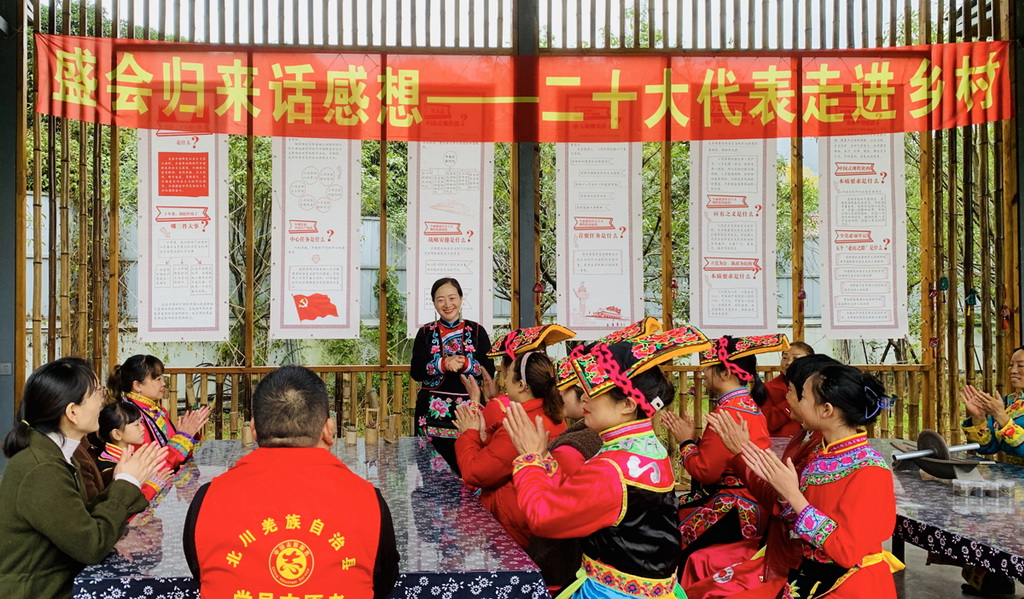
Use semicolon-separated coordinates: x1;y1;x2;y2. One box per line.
0;358;167;599
409;277;495;475
733;364;902;599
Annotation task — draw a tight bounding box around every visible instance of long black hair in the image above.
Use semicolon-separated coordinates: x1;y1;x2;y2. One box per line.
3;357;100;458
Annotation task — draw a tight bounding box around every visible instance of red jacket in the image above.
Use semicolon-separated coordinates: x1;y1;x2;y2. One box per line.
762;375;802;437
455;398;566;547
184;447;399;599
679;388;771;550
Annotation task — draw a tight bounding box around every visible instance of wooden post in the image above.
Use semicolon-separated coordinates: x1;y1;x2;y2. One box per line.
790;61;805;341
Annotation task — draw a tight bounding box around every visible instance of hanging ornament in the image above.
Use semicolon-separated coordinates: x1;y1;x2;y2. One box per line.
532;282;545;294
939;277;950;291
1002;305;1011;330
797;289;807;300
965;289;978;306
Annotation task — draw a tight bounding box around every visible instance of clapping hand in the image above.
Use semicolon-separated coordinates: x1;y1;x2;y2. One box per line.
504;401;550;456
480;370;500;401
176;404;211;438
661;410;697;444
706;410;749;455
741;441;805;510
461;374;482;405
114;442;169;486
453;403;483;437
964;385;1009;427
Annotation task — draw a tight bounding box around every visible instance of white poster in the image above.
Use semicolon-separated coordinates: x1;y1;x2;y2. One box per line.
820;134;908;338
270;138;362;339
556;143;643;341
689;139;777;336
138;130;229;342
407;142;495;336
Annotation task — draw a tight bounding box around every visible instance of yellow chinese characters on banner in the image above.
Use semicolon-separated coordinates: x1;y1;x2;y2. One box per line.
37;34;1012;142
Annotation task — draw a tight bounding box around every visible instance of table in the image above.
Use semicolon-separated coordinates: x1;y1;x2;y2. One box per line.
880;440;1024;583
73;438;547;599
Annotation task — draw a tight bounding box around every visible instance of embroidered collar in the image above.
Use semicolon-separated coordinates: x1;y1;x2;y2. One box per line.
820;432;868;456
100;442;125;463
127;392;161;411
438;316;464;329
716;387;749;406
600;418;655;444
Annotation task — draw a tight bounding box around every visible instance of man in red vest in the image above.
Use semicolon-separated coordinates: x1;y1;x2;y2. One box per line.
183;365;399;599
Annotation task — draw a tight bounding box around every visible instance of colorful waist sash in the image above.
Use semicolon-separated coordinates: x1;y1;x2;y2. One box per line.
581;554;676;599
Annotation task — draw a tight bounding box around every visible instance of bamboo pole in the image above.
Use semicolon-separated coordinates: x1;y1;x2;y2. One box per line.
660;139;673;328
73;0;88;360
14;0;28;402
791;59;805;342
831;0;839;49
59;79;70;360
245;128;255;368
91;0;104;374
917;0;936;435
964;123;975;388
981;122;994;393
31;0;42;369
379;140;389;367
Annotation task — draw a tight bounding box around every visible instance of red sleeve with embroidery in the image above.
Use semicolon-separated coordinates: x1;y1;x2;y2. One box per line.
454;427;518;489
137;419;192;472
683;408;771;485
792;466;896;569
513;456;624;539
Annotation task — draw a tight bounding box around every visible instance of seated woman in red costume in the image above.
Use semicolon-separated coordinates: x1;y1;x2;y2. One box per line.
452;351;567;547
681;354;841;597
505;327;712;599
730;364;903;599
662;334;786;566
108;354;211;472
480;324;576;437
761;341;813;437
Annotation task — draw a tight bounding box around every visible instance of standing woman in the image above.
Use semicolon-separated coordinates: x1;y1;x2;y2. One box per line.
109;354;211;472
410;277;495;474
0;358;167;599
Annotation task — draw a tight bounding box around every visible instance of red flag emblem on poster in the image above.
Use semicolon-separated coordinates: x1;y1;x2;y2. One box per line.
293;294;339;321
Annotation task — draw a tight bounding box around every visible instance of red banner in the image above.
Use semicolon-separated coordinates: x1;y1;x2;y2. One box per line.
35;34;1012;142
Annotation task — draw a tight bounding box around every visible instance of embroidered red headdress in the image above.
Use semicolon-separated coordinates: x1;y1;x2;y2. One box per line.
486;324;576;361
570;325;711;416
698;334;790;382
555;317;663;390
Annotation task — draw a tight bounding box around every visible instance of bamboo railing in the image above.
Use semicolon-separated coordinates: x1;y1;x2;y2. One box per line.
161;363;928;442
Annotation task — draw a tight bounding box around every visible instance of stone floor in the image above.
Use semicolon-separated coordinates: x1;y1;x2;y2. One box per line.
893;541;1021;599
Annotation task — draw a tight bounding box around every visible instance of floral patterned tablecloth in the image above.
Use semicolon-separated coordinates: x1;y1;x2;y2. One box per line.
73;437;548;599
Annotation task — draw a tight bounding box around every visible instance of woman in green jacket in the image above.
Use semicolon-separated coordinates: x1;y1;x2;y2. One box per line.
0;357;167;599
